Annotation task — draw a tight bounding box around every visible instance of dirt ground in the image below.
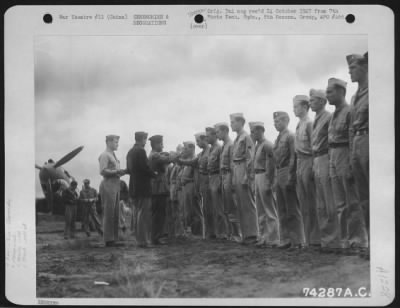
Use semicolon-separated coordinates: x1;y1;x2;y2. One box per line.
36;213;370;298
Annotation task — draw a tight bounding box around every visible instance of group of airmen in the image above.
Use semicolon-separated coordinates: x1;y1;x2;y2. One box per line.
78;51;369;259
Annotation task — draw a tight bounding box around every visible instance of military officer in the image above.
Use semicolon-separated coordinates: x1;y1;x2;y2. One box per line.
272;112;305;250
293;95;320;248
206;126;229;239
215;122;241;241
326;78;368;254
230;113;258;245
148;135;175;245
309;89;340;253
252;122;280;248
126;131;156;248
347;53;370;258
99;135;127;247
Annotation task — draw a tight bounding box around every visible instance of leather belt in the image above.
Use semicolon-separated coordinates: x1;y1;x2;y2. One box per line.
220;168;231;174
199;171;208;175
328;142;348;148
233;159;245;164
208;170;220;176
313;149;329;157
296;152;313;159
254;169;266;174
355;128;368;136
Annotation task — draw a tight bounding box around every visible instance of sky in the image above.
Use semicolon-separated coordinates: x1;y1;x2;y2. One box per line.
34;35;367;197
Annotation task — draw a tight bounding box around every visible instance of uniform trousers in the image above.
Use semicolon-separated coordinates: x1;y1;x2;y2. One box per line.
313;154;340;248
296;156;320;245
275;166;305;245
255;173;280;245
329;147;368;248
232;161;258;239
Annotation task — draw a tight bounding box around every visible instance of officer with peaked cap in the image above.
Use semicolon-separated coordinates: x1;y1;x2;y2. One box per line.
230;113;258;245
326;78;368;255
206;126;229;239
126;131;156;247
252;121;280;248
272;111;305;250
347;52;370;259
148;134;174;245
309;89;340;253
99;134;127;247
178;132;208;238
293;95;320;248
215;122;241;241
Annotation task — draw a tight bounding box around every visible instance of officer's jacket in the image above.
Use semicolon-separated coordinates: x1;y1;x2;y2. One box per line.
328;102;351;146
254;138;275;186
207;143;222;174
349;86;369;150
149;150;170;196
273;128;296;180
311;110;332;154
295;116;313;156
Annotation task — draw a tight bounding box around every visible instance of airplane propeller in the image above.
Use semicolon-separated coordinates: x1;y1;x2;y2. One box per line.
53;146;84;168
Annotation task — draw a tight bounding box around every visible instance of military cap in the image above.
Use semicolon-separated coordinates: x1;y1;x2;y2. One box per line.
248;121;255;129
149;135;163;143
273;111;289;120
205;127;217;134
293;95;310;104
106;134;120;142
83;179;90;184
252;121;264;129
183;141;195;147
327;78;347;90
194;132;207;139
214;122;230;130
309;89;326;100
346;53;366;65
135;131;148;139
230;113;245;121
71;180;78;185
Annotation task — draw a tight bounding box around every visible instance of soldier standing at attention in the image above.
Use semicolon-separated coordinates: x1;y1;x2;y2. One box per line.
230;113;258;245
347;52;370;259
248;122;257;196
126;132;155;248
252;122;280;248
272;112;305;250
215;122;241;241
99;135;126;247
206;126;229;240
79;179;103;238
326;78;368;255
309;89;340;253
181;141;198;235
62;180;79;239
148;135;174;245
293;95;320;248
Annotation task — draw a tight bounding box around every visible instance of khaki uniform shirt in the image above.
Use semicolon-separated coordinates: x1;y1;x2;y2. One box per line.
295;116;313;156
328;102;351;146
311;110;332;155
254;138;275;185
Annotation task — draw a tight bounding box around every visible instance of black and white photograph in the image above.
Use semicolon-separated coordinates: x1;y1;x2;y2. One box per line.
4;5;395;305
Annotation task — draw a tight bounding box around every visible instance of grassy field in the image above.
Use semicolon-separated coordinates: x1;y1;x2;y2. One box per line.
36;213;370;298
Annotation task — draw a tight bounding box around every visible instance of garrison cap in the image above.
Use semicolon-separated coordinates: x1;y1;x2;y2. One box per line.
214;122;230;130
106;134;120;142
135;131;148;139
230;113;245;121
346;53;366;65
83;179;90;184
293;95;310;104
183;141;195;147
327;78;347;90
149;135;163;143
309;89;326;100
252;121;265;129
273;111;289;121
205;127;217;134
194;132;207;139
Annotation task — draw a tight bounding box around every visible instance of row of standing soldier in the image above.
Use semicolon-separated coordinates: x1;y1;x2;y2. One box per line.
97;52;369;258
